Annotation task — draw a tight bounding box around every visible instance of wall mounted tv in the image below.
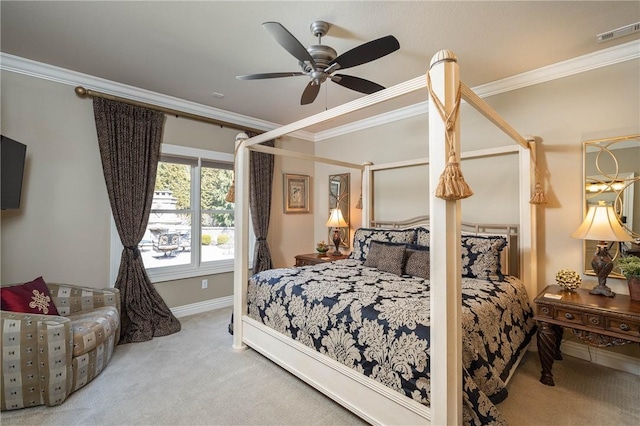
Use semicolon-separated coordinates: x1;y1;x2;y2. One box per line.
1;135;27;210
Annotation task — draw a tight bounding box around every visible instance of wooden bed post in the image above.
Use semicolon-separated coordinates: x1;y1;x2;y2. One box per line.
233;132;250;351
428;50;463;425
361;161;373;226
520;138;538;301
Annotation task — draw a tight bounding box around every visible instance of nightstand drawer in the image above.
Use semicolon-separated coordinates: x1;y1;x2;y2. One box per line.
554;307;584;325
295;253;349;267
606;318;640;338
537;304;553;318
585;314;605;329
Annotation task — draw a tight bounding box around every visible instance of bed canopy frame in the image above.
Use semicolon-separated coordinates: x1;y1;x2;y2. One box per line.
232;50;539;425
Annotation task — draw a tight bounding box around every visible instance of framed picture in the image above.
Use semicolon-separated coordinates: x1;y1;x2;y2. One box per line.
284;173;310;213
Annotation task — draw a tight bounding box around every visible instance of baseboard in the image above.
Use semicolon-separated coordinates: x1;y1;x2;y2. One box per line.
170;295;233;318
558;340;640;376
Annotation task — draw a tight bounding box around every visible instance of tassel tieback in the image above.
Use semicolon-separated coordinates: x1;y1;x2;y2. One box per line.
529;182;548;205
427;71;472;201
435;154;474;200
225;182;235;203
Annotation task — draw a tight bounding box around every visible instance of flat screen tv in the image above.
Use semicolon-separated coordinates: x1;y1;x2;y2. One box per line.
1;135;27;210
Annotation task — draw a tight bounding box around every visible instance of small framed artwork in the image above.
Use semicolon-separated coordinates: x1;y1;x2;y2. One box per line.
284;173;310;213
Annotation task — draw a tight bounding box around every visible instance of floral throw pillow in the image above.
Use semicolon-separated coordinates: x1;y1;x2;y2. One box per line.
415;227;430;247
0;276;60;316
461;235;507;280
349;228;416;262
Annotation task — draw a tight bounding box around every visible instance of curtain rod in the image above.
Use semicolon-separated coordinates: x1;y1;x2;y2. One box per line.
74;86;264;134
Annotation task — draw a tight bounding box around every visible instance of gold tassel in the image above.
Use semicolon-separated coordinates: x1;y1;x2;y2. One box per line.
355;193;362;209
225;182;235;203
427;71;471;201
529;182;547;204
527;139;547;205
435;153;474;200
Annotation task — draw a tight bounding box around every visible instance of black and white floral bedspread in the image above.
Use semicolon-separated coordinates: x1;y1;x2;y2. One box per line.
247;258;536;425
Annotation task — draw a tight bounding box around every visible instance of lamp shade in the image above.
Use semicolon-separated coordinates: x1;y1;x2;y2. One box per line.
326;208;348;228
570;203;633;242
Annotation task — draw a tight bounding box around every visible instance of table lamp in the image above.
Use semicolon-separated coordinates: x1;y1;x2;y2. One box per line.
571;201;633;296
326;208;348;255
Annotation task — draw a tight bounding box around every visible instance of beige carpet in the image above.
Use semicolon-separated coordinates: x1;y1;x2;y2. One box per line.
1;307;639;425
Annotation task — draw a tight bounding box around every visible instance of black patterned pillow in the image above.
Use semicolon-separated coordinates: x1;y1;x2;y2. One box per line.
415;227;430;247
404;249;430;279
349;228;416;262
364;241;405;268
366;242;406;276
461;235;507;280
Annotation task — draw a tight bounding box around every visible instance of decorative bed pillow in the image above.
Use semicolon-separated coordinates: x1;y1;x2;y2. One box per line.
363;242;406;276
364;241;406;270
404;249;430;279
0;276;60;316
415;227;430;247
461;235;507;280
349;228;416;262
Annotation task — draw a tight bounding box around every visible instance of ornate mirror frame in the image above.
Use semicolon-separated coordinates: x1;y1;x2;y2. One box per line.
583;134;640;278
329;173;350;248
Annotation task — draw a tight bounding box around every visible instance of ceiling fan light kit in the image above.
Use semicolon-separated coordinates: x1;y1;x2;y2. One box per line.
237;20;400;105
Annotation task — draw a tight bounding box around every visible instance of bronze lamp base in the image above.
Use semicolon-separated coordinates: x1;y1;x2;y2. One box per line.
331;229;341;256
589;242;615;297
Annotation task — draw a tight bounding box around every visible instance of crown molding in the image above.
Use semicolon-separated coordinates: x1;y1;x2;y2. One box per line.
0;53;315;142
314;39;640;141
2;39;638;143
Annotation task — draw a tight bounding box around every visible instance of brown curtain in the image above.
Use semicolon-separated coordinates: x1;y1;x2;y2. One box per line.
249;137;275;273
228;136;275;335
93;98;181;343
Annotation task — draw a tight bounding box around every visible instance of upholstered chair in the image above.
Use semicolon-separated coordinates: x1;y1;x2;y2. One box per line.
1;281;120;410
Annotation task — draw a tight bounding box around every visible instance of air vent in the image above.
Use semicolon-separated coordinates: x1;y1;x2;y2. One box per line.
596;22;640;43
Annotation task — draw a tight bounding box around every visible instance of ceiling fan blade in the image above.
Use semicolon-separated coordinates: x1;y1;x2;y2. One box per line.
236;72;305;80
263;22;316;67
332;74;385;94
329;35;399;70
301;81;320;105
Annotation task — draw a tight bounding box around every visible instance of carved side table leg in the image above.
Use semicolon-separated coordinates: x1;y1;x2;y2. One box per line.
553;324;563;360
536;322;557;386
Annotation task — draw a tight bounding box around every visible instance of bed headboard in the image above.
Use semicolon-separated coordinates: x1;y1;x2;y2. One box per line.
370;215;520;278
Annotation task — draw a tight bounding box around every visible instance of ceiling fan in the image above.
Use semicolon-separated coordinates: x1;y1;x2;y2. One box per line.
237;21;400;105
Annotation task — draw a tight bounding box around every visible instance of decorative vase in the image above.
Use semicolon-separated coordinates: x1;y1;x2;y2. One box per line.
627;276;640;301
555;269;581;292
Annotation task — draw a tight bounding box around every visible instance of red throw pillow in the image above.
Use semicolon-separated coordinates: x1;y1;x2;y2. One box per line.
1;276;60;316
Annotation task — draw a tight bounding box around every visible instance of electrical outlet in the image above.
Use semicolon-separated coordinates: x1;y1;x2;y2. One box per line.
201;279;208;289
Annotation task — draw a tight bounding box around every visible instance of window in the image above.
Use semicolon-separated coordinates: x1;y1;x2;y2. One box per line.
109;144;252;283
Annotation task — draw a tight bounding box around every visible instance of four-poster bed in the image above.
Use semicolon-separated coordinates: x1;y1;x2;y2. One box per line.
233;50;540;425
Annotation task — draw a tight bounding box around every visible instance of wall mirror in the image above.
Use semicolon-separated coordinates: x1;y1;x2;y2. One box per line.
329;173;350;247
583;134;640;278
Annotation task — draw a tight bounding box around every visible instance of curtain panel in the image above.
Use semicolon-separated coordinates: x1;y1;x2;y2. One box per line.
93;98;181;343
228;136;275;335
249;137;275;273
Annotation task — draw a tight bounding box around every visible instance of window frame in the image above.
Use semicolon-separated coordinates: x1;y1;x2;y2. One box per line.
109;144;253;284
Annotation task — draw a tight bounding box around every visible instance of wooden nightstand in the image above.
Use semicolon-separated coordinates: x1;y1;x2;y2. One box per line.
533;284;640;386
295;252;349;266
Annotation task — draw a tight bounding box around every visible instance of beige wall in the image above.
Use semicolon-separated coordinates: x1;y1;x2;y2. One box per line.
0;70;311;308
315;59;640;300
1;71;111;286
269;136;315;268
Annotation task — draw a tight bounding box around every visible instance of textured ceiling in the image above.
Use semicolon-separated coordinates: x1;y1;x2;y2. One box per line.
2;1;639;127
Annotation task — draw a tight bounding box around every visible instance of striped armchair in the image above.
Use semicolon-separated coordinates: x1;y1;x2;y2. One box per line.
1;283;120;411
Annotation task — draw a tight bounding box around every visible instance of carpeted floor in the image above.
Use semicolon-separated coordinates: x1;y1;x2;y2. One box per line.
1;307;639;425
